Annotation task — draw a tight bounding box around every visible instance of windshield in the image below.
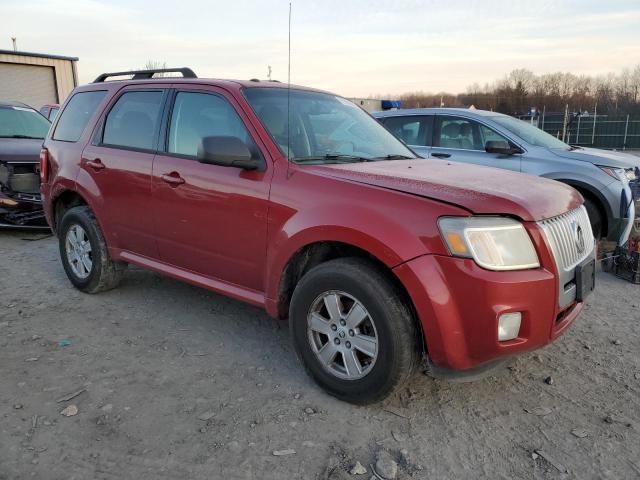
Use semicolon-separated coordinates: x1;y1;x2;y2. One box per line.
491;115;570;150
244;88;415;163
0;106;51;139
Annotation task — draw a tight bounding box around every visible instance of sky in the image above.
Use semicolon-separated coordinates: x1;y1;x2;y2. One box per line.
3;0;640;97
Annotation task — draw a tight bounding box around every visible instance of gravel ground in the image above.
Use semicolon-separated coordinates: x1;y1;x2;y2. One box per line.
1;231;639;480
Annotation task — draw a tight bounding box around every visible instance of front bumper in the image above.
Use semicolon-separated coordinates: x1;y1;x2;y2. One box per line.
606;181;637;244
394;253;586;371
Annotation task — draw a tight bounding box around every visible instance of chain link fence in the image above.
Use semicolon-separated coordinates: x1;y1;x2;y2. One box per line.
516;112;640;150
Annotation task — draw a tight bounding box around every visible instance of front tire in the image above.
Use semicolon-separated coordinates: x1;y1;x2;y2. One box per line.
583;197;603;240
290;258;418;404
58;206;126;293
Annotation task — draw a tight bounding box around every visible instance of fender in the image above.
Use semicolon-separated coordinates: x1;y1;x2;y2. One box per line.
52;168;113;253
44;177;79;231
264;200;463;310
542;174;614;223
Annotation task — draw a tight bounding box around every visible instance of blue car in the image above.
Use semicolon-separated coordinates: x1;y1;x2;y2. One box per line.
374;108;639;243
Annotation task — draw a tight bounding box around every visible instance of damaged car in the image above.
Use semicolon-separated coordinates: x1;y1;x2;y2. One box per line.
0;101;50;228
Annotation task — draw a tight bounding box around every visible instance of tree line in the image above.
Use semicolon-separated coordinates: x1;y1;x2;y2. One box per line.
398;66;640;115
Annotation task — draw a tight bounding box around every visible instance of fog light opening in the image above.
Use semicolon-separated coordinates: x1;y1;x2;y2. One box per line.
498;312;522;341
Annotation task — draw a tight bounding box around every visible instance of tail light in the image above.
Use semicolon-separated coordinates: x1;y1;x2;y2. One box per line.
39;148;49;183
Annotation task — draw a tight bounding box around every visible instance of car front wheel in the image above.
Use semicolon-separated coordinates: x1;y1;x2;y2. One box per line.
290;258;419;404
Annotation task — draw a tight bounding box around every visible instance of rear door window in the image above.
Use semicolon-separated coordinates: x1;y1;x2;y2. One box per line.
53;91;107;142
382;115;432;146
102;91;165;151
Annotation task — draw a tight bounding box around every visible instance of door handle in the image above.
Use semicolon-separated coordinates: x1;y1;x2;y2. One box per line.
431;152;451;159
85;158;105;171
161;172;185;186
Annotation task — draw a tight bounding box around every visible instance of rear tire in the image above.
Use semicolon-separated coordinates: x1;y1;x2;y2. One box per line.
290;258;418;404
583;197;603;240
58;206;126;293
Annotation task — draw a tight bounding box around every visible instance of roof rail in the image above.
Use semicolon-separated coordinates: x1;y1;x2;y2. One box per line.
92;67;197;83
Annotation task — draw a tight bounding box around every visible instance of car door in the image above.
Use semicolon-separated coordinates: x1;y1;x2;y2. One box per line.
381;115;432;158
151;86;271;292
81;86;169;258
431;115;522;172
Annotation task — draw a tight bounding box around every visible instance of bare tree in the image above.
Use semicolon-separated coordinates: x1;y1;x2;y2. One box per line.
142;60;167;77
393;65;640;115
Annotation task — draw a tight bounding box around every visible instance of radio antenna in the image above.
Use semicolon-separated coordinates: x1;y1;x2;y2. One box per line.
287;2;292;161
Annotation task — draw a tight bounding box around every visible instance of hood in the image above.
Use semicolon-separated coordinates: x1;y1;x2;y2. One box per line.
309;159;582;222
0;138;43;163
549;147;640;169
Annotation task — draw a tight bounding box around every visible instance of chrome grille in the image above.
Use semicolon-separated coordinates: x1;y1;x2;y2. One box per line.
538;206;594;272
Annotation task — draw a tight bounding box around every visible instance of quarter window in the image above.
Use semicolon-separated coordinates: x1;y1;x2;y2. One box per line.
53;91;107;142
168;92;250;157
102;91;164;150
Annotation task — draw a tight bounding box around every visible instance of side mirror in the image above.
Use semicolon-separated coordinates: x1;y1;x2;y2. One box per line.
197;136;261;170
485;140;520;155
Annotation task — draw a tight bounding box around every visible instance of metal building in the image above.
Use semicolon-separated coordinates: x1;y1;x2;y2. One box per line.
0;49;78;110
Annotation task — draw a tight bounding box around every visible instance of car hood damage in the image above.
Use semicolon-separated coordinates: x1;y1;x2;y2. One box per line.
312;159;583;222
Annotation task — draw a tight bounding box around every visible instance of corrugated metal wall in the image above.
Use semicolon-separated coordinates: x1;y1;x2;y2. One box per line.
0;52;77;108
0;63;58;108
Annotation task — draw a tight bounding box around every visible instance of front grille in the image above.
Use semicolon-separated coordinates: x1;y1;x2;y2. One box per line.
538;206;594;272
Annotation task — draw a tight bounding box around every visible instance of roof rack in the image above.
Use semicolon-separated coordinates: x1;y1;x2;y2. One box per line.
93;67;197;83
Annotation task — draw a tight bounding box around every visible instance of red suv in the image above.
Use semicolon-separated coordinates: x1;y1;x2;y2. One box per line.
41;68;596;403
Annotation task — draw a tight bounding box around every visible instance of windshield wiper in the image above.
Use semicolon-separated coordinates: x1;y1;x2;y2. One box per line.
294;154;373;164
0;135;44;139
374;154;414;160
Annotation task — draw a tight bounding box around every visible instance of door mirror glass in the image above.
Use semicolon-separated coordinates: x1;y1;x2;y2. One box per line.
485;140;518;155
197;136;260;170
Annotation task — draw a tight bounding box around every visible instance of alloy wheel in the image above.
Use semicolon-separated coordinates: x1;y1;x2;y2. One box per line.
65;224;93;279
307;290;378;380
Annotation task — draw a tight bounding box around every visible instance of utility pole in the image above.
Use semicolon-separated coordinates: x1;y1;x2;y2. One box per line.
11;37;17;51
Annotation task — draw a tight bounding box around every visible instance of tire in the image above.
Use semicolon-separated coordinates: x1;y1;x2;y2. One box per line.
290;257;418;404
583;197;602;240
58;205;126;293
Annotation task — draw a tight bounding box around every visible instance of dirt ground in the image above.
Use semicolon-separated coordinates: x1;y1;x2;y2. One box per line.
1;230;639;480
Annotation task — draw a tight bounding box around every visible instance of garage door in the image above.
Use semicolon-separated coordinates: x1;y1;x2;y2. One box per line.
0;63;58;110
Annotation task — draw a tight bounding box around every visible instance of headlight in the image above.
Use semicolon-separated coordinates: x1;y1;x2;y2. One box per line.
599;166;636;182
438;216;540;271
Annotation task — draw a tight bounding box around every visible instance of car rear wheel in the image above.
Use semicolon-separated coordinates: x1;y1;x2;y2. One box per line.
290;258;418;404
59;206;126;293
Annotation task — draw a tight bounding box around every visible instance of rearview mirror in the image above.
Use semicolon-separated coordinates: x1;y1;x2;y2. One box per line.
197;136;261;170
485;140;520;155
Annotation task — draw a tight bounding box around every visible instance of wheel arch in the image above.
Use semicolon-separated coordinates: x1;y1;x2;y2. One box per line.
271;240;427;356
51;189;90;233
554;178;611;237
